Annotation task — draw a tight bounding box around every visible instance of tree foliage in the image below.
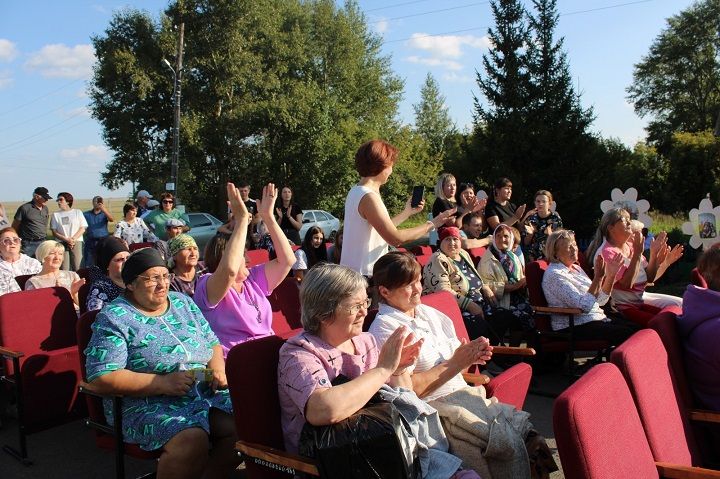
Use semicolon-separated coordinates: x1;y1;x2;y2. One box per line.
413;73;456;159
89;0;403;217
627;0;720;153
666;130;720;211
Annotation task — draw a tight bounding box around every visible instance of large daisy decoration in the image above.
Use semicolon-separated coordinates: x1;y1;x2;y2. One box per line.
681;198;720;249
600;187;652;228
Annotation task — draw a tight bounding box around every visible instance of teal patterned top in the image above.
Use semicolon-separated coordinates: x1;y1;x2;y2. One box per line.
85;292;233;451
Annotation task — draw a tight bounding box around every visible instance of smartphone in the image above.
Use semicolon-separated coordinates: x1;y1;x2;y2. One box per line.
411;185;425;208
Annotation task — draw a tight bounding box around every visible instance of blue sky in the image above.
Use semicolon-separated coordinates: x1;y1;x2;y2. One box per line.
0;0;695;202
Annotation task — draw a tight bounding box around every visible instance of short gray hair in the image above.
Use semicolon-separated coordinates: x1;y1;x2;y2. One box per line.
300;263;367;334
35;240;63;263
545;229;575;263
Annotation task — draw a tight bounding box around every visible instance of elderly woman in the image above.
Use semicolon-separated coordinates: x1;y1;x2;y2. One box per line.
167;234;206;297
341;140;455;276
522;190;562;262
84;248;238;478
292;226;327;282
26;240;85;307
678;244;720;412
484;177;527;231
372;251;553;479
194;183;295;357
423;227;520;345
144;192;191;241
0;226;41;277
541;230;637;345
114;203;157;246
586;207;683;325
478;225;534;338
51;192;88;271
85;237;129;311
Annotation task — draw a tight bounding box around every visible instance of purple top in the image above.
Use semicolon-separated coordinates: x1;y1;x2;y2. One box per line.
277;331;379;453
194;264;273;357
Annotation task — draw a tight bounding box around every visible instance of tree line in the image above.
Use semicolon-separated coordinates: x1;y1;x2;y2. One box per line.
90;0;720;237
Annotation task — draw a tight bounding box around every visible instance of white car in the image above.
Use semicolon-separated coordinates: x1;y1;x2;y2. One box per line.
299;209;341;243
186;212;223;257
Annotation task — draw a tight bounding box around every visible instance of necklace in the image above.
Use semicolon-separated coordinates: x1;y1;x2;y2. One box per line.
249;298;261;323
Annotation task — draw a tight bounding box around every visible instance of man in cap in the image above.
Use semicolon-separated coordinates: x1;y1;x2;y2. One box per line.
153;218;189;263
135;190;153;217
12;187;51;257
83;196;115;267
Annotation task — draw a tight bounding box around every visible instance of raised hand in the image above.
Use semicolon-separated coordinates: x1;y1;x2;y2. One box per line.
396;332;423;372
256;183;278;222
524;223;536;236
594;254;606;279
649;231;667;259
631;230;645;258
432;207;457;229
605;252;625;279
665;244;684;265
404;196;426;215
377;326;409;374
473;197;488;213
71;277;86;295
226;183;249;227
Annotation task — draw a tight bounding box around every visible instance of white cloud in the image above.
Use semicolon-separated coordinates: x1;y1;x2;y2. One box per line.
0;39;18;62
406;33;491;59
374;18;389;34
442;72;473;83
0;70;13;89
406;55;463;71
25;44;95;79
59;145;108;168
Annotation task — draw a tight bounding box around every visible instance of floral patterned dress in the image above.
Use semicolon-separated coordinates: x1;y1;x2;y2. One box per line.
85;292;232;451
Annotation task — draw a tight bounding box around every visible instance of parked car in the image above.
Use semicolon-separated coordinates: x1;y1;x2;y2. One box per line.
299;209;340;243
186;212;223;258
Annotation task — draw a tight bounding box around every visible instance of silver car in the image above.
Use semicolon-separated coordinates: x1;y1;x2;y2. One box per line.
186;212;224;257
299;209;341;243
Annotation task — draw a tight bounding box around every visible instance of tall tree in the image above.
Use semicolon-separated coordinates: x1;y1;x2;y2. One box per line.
413;73;456;159
627;0;720;153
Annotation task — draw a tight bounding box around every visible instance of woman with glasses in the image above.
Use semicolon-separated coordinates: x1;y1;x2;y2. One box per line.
51;192;88;271
25;240;85;308
0;227;41;278
542;229;637;345
144;192;191;241
85;237;129;311
194;183;295;357
586;207;683;325
114;203;157;246
84;247;239;478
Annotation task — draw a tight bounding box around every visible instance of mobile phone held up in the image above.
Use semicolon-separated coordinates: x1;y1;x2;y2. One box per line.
411;185;425;208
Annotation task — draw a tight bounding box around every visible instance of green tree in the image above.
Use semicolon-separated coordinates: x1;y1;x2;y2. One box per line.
413;73;456;159
627;0;720;153
666;130;720;212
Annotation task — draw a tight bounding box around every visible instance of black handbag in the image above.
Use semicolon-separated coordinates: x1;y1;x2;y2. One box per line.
298;376;420;479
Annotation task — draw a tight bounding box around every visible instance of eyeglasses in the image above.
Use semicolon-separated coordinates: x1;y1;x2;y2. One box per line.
56;198;66;203
162;200;174;204
136;273;172;286
339;298;371;315
1;237;21;245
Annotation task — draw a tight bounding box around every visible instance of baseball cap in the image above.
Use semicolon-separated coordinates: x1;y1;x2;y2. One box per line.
165;218;186;228
136;190;153;199
146;199;160;208
33;187;51;200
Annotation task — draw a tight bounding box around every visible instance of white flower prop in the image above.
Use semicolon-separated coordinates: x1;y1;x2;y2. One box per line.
600;187;652;228
681;198;720;249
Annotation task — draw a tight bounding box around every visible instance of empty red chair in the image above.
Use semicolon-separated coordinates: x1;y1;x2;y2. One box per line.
128;242;154;252
467;246;487;267
415;254;432;268
268;277;302;337
0;287;83;463
13;274;33;290
411;245;432;256
246;248;270;266
554;362;720;479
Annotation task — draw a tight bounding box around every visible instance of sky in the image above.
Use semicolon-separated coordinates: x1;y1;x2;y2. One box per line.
0;0;697;203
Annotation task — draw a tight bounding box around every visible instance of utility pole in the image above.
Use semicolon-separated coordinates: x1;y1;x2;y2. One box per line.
164;22;184;203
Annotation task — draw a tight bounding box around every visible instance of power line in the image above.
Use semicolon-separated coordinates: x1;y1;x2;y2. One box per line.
370;1;490;24
0;116;92;154
0;98;87;134
0;78;84;117
366;0;435;13
561;0;654;17
383;27;488;45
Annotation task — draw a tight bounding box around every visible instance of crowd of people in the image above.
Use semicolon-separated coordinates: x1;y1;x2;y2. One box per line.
0;137;713;479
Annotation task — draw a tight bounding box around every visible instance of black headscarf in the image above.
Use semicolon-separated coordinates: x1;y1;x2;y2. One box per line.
96;237;130;274
121;248;167;285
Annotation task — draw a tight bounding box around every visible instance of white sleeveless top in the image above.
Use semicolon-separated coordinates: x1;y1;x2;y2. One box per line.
340;185;389;276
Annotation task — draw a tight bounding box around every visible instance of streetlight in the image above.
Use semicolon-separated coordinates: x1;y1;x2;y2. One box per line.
161;22;184;204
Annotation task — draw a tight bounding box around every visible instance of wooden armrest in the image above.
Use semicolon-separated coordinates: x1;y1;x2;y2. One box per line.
462;371;490;386
236;441;319;476
78;381;124;398
690;409;720;424
0;346;24;359
534;306;583;315
492;346;536;356
656;461;720;478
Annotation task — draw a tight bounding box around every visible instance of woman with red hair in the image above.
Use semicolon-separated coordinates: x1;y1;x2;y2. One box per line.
340;140;455;276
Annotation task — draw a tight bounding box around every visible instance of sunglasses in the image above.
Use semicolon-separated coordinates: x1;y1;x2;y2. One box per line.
162;200;174;204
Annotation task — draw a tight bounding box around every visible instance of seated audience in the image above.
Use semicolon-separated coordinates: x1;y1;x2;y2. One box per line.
678;244;720;411
432;173;459;224
25;240;85;307
154;219;189;263
371;251;556;478
478;225;534;338
541;230;638;345
144;192;191;241
114;203;157;246
292;226;327;282
586;207;683;324
0;226;42;277
522;190;562;262
84;248;238;478
86;237;129;311
168;234;206;297
51;191;88;271
454;182;486;228
328;226;343;264
277;263;483;479
194;183;294;357
460;212;490;249
423;227;521;344
484;177;527;231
